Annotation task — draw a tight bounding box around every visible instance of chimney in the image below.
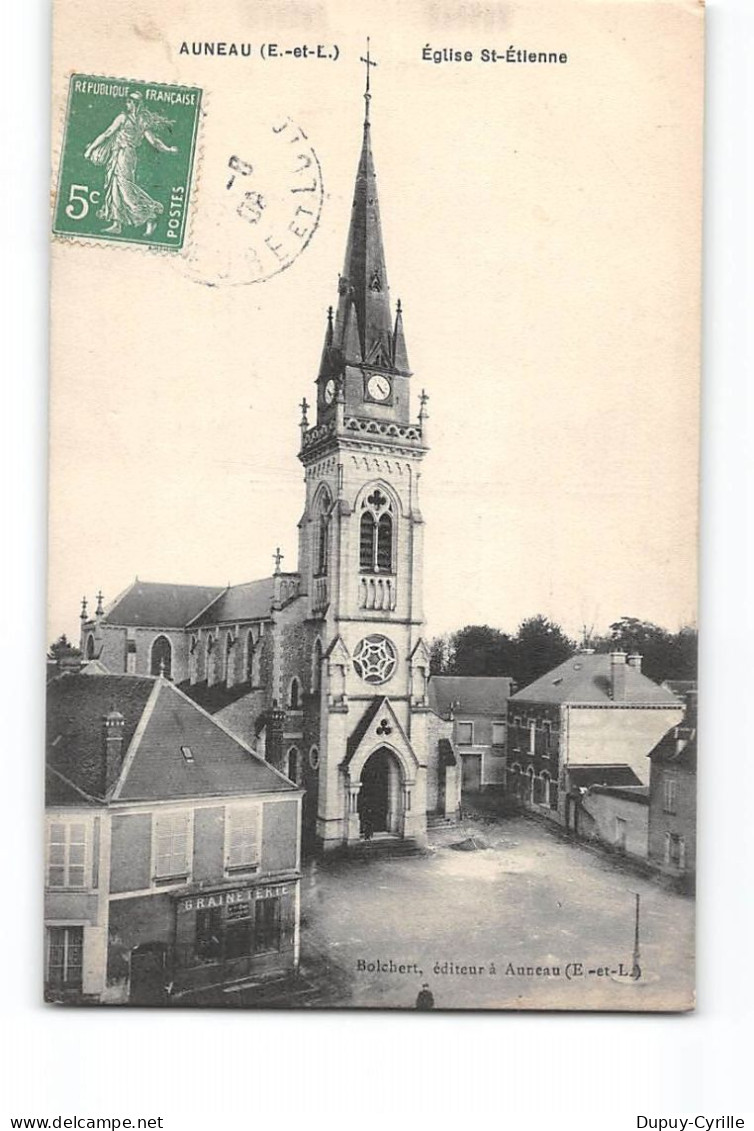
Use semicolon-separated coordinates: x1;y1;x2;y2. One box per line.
103;708;125;791
265;700;286;772
609;651;627;700
626;653;642;673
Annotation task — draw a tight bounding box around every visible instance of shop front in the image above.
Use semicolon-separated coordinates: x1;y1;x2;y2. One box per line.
172;879;299;996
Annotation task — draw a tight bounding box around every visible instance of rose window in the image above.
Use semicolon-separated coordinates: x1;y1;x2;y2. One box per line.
352;635;397;684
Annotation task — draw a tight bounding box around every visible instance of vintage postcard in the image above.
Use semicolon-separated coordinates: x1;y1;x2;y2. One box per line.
47;0;703;1010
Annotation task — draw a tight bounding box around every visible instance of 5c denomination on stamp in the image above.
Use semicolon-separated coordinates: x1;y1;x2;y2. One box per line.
53;74;202;250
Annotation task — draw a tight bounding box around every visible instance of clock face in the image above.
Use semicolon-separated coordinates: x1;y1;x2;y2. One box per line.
367;373;391;402
324;379;336;405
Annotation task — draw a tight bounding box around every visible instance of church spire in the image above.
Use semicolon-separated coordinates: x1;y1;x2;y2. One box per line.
327;41;400;373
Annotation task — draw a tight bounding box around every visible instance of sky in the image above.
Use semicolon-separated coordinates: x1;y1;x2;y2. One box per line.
48;0;702;647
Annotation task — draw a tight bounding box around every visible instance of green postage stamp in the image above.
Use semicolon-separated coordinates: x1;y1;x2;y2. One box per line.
53;75;202;249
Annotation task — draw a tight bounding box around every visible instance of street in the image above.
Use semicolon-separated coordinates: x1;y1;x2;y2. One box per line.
293;810;695;1011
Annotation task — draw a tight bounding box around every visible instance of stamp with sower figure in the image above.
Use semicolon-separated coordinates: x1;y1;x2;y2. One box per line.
53;75;202;249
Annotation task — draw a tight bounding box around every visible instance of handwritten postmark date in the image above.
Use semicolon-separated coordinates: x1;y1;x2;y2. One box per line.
53;75;202;249
183;116;324;286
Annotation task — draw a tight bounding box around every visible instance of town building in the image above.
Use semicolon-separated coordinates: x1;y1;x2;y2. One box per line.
506;651;683;829
77;76;460;854
45;673;302;1004
647;691;697;887
428;676;512;792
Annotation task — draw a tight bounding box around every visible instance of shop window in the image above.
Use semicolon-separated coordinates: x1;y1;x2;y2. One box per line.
47;926;84;992
254;897;282;953
47;821;88;889
225;805;261;873
665;833;686;870
225;901;254;959
195;907;223;963
153;812;191;882
457;721;474;746
492;722;505;747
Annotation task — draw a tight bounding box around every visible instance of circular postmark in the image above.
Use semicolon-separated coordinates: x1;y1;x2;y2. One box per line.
183;114;324;286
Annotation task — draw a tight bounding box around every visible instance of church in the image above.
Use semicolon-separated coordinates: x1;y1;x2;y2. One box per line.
78;69;462;854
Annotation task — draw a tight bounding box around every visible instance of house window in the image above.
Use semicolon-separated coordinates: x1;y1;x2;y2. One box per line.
663;778;678;814
225;805;261;873
254;897;281;953
153;812;191;882
457;722;474;746
492;722;505;747
47;821;88;889
529;720;536;754
543;721;552;754
47;926;84;992
246;632;259;685
665;833;686;870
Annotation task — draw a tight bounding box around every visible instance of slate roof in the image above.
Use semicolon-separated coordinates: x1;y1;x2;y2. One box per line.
47;674;156;799
116;682;295;801
568;765;643;790
189;578;277;626
510;654;682;706
647;725;697;772
46;674;296;807
428;676;513;718
103;581;224;628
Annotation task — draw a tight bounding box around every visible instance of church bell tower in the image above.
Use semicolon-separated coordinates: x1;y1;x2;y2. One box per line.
296;45;437;853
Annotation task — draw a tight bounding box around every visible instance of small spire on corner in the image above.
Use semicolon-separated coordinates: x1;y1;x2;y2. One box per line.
80;596;88;621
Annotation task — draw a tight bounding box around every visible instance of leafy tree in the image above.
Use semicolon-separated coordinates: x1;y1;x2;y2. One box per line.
48;634;81;660
587;617;697;682
447;625;515;678
513;615;576;690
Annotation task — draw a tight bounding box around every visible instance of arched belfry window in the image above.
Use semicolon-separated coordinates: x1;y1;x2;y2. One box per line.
151;635;172;679
314;488;331;578
85;635;95;660
359;488;394;574
312;639;323;693
289;678;301;710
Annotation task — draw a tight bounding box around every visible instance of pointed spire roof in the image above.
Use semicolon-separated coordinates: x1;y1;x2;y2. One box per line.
320;45;408;378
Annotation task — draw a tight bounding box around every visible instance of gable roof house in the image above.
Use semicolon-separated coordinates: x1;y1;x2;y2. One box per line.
506;651;683;830
647;691;697;888
45;674;302;1005
428;676;513;792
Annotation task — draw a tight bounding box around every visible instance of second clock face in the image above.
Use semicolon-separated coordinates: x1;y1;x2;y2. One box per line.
324;379;336;405
367;373;391;402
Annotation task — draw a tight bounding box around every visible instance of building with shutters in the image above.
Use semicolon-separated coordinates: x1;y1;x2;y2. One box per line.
45;673;302;1004
506;651;684;830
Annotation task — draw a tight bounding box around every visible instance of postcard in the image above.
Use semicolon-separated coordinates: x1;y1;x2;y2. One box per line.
47;0;703;1010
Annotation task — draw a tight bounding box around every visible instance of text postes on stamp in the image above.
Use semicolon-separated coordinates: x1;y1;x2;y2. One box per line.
182;115;324;287
53;75;202;250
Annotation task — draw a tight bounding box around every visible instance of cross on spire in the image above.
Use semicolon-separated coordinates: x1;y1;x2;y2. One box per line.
273;547;285;574
360;37;377;119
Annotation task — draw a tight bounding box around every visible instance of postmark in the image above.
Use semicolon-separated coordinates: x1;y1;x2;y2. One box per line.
182;115;324;286
53;74;202;250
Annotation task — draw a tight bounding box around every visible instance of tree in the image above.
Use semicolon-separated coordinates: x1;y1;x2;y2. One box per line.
48;634;81;660
442;625;515;678
513;615;576;690
589;617;698;683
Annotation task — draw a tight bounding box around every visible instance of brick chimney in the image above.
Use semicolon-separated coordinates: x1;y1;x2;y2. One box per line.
609;652;627;700
626;653;642;673
265;700;286;772
103;708;125;791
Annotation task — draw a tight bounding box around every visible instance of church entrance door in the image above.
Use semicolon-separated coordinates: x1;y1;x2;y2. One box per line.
358;748;403;838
